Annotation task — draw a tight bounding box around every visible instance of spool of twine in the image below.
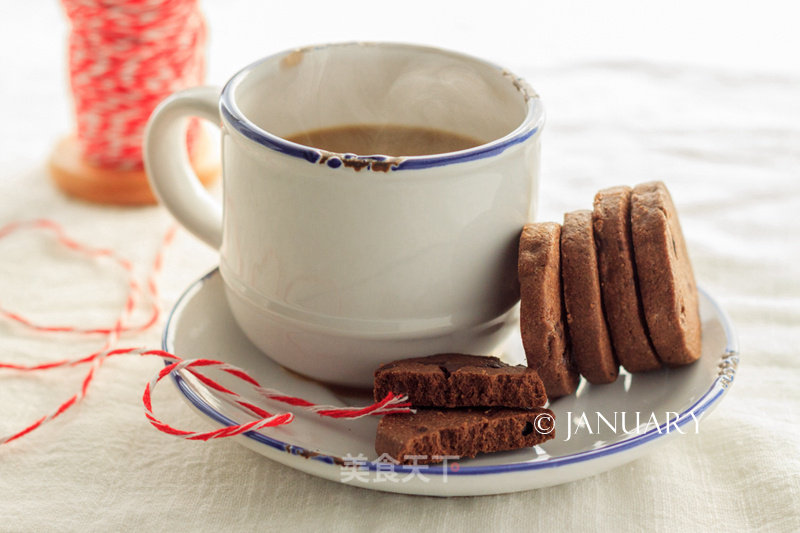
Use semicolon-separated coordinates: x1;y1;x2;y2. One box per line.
50;0;218;205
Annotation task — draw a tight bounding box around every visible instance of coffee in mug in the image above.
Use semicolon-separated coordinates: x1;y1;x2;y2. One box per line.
285;125;483;157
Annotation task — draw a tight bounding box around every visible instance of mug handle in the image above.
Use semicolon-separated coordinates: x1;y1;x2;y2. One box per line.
144;86;222;249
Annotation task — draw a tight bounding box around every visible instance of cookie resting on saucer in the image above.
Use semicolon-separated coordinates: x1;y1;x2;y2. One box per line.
560;210;619;384
593;186;662;373
630;181;702;366
375;407;555;464
373;354;547;408
518;222;579;399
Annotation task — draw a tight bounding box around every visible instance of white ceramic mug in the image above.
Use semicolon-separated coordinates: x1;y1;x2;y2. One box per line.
145;42;543;387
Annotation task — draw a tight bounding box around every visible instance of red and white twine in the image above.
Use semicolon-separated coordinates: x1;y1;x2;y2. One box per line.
0;220;411;446
1;0;410;446
61;0;206;170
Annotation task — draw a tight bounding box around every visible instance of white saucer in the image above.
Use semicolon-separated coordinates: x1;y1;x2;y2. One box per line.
163;268;738;496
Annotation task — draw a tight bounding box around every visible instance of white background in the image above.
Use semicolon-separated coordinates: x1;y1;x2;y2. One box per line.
0;1;799;532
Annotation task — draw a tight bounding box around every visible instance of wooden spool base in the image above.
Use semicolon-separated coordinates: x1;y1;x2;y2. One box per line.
48;135;219;206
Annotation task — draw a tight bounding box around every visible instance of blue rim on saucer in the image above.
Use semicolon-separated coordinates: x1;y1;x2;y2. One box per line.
164;268;739;477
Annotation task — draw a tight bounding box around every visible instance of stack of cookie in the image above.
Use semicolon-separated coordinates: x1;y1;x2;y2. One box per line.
372;181;701;462
519;181;702;399
373;354;555;464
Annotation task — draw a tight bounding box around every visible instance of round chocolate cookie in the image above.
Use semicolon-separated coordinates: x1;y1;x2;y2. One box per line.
592;186;662;373
631;181;702;366
561;210;619;384
518;222;579;399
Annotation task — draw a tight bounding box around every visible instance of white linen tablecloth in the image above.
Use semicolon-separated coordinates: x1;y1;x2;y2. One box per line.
1;2;798;531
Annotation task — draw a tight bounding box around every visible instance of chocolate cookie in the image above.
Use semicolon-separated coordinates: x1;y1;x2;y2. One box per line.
518;223;579;398
374;354;547;408
375;407;555;464
592;186;662;373
561;210;619;384
631;181;702;366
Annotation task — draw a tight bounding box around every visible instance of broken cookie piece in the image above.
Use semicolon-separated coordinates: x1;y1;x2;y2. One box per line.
373;354;547;408
375;407;556;464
